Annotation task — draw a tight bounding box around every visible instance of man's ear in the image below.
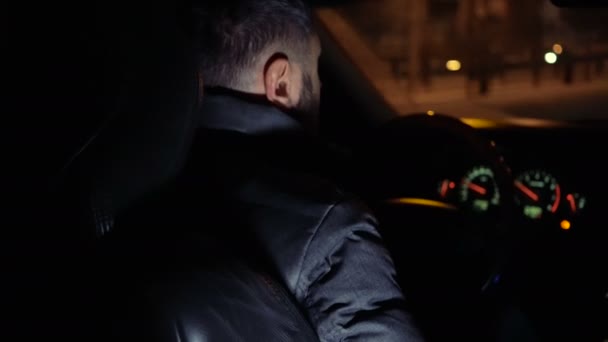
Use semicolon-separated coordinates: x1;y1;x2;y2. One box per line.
263;53;301;109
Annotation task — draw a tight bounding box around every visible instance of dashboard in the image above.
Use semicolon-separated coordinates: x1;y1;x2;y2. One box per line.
348;116;603;234
404;122;605;237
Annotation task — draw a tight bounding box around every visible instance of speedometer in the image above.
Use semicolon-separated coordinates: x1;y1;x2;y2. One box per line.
459;166;500;212
514;170;560;220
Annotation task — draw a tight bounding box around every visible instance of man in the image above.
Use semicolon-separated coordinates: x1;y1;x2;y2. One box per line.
187;1;423;340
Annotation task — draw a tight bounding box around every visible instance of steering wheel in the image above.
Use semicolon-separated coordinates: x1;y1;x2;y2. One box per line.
345;113;516;339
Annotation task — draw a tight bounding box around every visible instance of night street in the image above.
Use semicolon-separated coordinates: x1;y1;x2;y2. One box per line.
317;6;608;123
405;77;608;121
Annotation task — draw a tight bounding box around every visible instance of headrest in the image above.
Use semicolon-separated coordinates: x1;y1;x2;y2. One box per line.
57;1;201;238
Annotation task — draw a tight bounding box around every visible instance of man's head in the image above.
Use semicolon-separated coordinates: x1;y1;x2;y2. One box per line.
191;0;321;123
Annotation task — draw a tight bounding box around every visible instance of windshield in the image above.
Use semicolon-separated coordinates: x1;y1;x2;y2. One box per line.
315;0;608;122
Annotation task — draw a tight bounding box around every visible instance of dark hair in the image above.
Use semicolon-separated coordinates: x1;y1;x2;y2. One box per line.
189;0;313;88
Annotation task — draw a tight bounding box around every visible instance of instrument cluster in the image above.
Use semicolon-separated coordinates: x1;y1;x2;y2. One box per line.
437;165;587;224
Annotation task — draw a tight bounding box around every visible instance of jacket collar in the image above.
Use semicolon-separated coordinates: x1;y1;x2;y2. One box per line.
199;87;306;137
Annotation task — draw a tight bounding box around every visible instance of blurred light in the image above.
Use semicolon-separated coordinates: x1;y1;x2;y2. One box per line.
544;52;558;64
449;181;456;189
460;118;498;128
505;118;564;127
446;60;461;71
427;110;435;116
462;117;567;129
552;43;563;55
387;198;457;210
560;220;571;231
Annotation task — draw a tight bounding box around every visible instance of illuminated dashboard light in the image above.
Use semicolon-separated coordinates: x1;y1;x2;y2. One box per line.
387;197;457;210
560;220;571;231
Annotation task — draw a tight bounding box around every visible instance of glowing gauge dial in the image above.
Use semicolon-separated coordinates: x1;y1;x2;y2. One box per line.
514;170;560;220
459;166;500;212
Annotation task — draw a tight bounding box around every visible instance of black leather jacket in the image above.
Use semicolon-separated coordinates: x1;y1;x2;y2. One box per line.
187;91;423;341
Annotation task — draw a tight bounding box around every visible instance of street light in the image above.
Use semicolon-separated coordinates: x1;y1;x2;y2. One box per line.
544;52;558;64
552;43;563;55
446;60;461;71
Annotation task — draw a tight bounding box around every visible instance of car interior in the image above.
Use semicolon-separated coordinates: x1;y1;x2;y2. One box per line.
6;0;607;341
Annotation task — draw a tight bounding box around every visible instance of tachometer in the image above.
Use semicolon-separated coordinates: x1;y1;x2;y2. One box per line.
514;170;560;219
459;166;500;212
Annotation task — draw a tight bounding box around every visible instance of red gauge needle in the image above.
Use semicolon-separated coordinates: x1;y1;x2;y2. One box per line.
566;194;576;212
514;181;539;202
467;182;487;195
440;180;449;198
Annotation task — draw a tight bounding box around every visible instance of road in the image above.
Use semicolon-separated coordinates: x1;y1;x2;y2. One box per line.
399;77;608;121
495;92;608;121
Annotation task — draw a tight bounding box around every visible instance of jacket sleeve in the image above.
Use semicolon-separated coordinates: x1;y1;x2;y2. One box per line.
295;198;424;342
